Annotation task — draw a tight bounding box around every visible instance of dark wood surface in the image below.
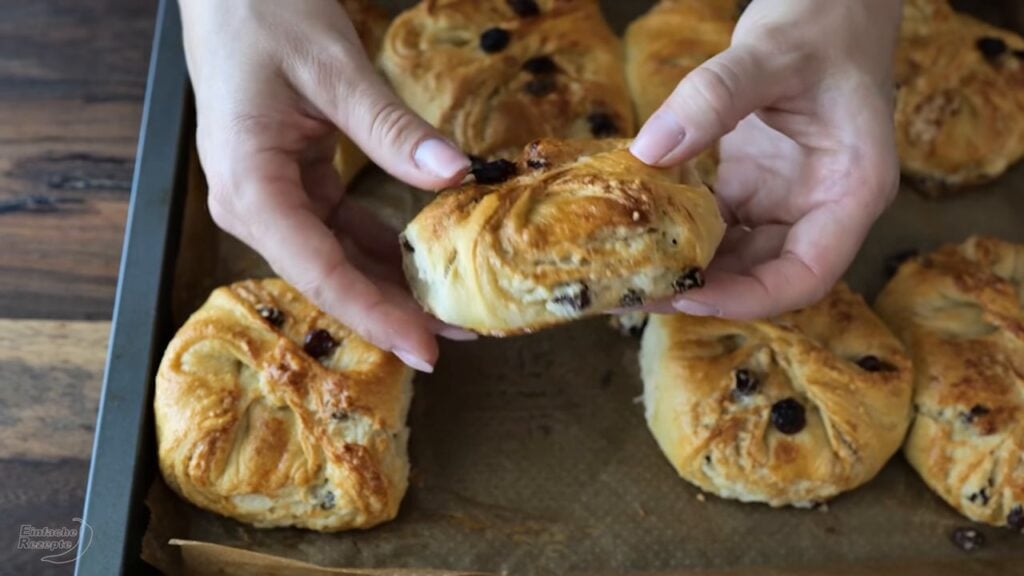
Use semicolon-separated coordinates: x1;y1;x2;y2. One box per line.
0;0;156;573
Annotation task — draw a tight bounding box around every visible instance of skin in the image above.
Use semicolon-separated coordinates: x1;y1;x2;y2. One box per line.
181;0;902;371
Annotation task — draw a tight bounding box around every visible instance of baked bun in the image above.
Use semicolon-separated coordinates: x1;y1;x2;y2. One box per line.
155;278;413;531
641;284;913;507
876;237;1024;529
379;0;634;159
333;0;390;186
895;1;1024;193
400;138;725;336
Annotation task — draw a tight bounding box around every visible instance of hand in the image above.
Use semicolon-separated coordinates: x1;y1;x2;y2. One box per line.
180;0;474;372
630;0;901;319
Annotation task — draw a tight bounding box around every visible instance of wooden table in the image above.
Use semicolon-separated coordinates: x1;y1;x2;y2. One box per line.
0;1;156;573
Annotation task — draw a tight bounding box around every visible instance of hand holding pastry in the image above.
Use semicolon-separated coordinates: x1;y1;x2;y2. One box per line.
179;0;474;372
631;0;902;320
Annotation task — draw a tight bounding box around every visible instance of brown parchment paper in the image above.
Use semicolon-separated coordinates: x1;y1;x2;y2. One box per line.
142;1;1024;574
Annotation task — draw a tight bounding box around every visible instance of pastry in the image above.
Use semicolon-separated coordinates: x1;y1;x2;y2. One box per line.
378;0;634;159
333;0;390;187
876;236;1024;529
895;1;1024;193
400;138;725;336
641;284;913;507
154;278;413;531
624;0;735;184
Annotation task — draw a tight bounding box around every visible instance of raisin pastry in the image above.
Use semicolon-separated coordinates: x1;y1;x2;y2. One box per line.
155;278;413;531
876;237;1024;529
641;284;913;507
401;138;725;336
895;2;1024;193
332;0;390;187
624;0;735;184
378;0;634;159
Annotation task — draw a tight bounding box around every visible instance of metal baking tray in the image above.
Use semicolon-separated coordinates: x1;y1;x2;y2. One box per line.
77;0;1024;574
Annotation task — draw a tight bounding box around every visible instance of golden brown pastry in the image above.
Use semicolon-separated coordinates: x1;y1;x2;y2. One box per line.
400;138;725;336
332;0;390;187
155;279;413;531
641;284;913;507
895;1;1024;193
378;0;634;159
876;237;1024;530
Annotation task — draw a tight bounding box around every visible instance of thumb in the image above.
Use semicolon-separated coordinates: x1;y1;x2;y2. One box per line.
630;42;807;167
290;50;470;191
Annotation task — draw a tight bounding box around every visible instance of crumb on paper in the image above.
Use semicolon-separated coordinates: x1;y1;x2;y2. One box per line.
635;503;647;518
696;493;706;503
632;394;643;405
817;503;829;513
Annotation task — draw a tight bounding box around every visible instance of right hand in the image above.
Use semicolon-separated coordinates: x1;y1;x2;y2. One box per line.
179;0;474;372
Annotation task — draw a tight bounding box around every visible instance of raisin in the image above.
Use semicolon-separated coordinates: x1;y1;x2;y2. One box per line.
507;0;540;17
619;289;644;308
331;410;349;421
257;305;285;328
1015;49;1024;60
304;329;338;359
856;355;895;373
968;488;990;506
527;158;548;169
551;282;591;312
472;158;517;184
1007;505;1024;531
883;249;918;279
672;268;705;293
770;398;806;434
525;76;556;97
961;404;991;424
950;527;985;552
733;369;759;397
587;112;619;137
523;55;558;75
399;235;415;253
320;490;336;510
480;27;510;53
977;36;1008;60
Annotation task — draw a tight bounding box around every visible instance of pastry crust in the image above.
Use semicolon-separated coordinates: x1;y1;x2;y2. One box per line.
401;138;725;336
875;237;1024;529
379;0;634;159
333;0;390;187
155;278;413;531
624;0;734;183
895;2;1024;193
641;284;913;507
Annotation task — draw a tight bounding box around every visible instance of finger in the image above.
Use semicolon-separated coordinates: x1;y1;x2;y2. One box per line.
208;156;440;372
329;198;404;265
630;42;812;167
283;38;470;191
709;224;789;274
671;200;870;319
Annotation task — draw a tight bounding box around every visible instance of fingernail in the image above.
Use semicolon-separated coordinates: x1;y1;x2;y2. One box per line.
393;349;435;373
673;298;720;317
630;109;686;165
437;326;479;341
414;138;470;180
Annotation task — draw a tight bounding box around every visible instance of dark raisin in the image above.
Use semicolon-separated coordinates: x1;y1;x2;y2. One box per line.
856;355;895;373
480;27;510;53
619;289;644;308
626;317;648;338
527;158;547;169
472;158;517;184
304;329;338;359
1007;505;1024;531
331;410;349;421
961;404;991;424
770;398;806;434
587;112;619;137
734;369;759;396
523;55;558;75
968;488;990;506
672;268;705;293
884;249;918;279
320;490;336;510
399;235;415;253
552;282;591;312
977;36;1008;60
950;527;985;552
257;305;285;328
525;76;556;97
507;0;540;17
1015;49;1024;60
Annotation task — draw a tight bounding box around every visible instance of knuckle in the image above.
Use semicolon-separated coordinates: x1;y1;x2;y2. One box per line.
683;65;740;134
367;99;418;150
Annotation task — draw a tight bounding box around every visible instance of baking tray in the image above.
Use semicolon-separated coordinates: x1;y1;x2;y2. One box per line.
77;1;1024;574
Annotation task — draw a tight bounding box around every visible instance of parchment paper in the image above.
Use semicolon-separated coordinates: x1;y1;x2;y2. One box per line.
142;1;1024;574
